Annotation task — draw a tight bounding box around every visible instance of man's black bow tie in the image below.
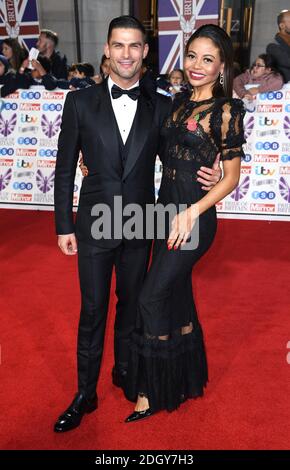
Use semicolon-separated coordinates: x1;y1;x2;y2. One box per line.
111;84;140;101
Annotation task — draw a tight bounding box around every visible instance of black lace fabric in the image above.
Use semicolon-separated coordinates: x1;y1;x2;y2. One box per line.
124;94;245;413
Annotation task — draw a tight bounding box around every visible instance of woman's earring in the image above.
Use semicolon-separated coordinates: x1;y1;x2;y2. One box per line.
219;73;224;86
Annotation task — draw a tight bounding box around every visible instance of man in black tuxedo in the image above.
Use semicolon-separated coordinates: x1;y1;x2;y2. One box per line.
54;16;220;432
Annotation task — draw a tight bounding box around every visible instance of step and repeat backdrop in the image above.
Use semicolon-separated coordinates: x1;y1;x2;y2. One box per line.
0;85;290;220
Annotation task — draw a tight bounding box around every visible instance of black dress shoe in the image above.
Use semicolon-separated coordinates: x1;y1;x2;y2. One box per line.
125;408;154;423
112;366;127;388
54;393;97;433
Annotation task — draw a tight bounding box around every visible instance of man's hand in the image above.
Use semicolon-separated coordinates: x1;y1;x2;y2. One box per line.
31;59;46;76
58;233;78;255
196;153;222;191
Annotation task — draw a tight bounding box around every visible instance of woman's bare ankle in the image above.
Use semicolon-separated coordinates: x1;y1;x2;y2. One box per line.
135;395;149;412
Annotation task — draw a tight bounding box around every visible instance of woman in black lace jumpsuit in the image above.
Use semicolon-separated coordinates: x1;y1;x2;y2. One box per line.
125;25;245;421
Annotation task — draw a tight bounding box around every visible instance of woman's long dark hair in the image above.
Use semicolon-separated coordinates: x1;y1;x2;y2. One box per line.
2;37;27;72
185;24;234;98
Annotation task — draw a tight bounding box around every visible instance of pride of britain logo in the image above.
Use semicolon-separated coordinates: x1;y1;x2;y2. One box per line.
36;170;55;193
279;177;290;202
0;113;17;136
0;168;12;191
244;116;254;139
41;114;62;138
230;176;250;201
283;116;290;140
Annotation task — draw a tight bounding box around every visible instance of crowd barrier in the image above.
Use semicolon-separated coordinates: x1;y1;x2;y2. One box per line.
0;85;289;221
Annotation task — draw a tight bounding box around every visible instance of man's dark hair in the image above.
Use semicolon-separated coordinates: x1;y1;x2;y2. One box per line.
277;10;290;29
107;15;147;43
40;29;59;47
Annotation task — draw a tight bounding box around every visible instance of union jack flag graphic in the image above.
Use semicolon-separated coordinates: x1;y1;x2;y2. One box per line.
158;0;219;74
0;0;39;51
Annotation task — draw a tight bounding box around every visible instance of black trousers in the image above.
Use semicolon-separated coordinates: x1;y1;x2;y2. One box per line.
77;240;151;399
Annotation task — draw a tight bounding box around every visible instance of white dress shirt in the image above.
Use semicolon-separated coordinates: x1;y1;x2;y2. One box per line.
108;76;139;144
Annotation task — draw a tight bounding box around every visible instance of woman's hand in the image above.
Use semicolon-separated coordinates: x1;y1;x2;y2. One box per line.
167;205;198;250
19;58;29;73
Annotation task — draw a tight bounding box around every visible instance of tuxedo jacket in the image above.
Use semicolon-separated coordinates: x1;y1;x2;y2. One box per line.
54;80;172;248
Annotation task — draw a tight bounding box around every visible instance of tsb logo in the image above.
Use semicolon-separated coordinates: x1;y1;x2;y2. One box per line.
3;102;18;110
252;191;276;200
0;148;14;156
281;154;290;162
21;91;41;100
17;137;37;145
255;141;279;151
42;103;63;112
243;154;252;162
39;149;58;157
259;91;283;100
13;182;33;190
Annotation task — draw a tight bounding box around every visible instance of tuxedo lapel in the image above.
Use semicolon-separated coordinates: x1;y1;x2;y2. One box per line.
96;81;123;174
122;92;154;181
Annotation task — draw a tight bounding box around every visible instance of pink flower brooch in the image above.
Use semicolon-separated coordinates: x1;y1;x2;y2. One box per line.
187;114;200;132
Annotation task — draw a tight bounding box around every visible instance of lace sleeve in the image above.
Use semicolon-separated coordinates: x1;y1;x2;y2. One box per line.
219;99;246;161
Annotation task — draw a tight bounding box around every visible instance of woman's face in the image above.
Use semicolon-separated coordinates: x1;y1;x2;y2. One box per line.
251;58;269;78
2;43;13;60
0;62;5;76
184;37;224;92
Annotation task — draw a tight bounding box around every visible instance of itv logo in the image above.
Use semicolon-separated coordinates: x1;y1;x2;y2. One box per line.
258;117;279;126
255;166;276;176
20;114;38;124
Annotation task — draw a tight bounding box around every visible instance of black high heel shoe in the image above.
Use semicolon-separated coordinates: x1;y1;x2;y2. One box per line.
125;408;154;423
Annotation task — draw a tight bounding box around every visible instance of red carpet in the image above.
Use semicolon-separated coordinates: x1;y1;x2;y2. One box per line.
0;209;290;450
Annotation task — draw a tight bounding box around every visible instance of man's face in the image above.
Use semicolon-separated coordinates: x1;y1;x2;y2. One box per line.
104;27;148;86
280;12;290;34
36;34;48;53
